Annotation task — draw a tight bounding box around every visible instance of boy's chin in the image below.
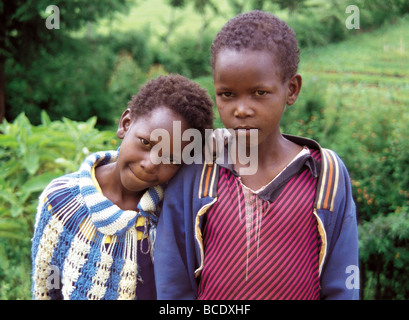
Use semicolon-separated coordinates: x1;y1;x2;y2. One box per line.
234;130;259;149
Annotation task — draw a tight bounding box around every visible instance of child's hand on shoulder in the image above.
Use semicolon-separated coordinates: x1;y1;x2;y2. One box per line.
205;128;232;163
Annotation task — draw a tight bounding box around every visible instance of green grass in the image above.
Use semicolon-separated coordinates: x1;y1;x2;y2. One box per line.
297;15;409;150
300;15;409;93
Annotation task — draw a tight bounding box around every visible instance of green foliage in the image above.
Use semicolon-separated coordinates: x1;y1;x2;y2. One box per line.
285;15;409;299
359;209;409;299
358;0;409;29
104;26;156;72
0;112;118;299
0;0;131;124
1;0;129;60
153;32;213;79
107;51;170;122
6;36;119;127
0;238;31;300
107;51;148;119
281;76;329;143
273;0;308;16
284;0;409;48
1;0;131;126
286;1;351;47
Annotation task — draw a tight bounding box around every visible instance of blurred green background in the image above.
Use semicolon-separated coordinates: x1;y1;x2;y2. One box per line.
1;0;408;299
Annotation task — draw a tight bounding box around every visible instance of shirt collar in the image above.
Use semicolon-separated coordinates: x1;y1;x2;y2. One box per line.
215;144;321;203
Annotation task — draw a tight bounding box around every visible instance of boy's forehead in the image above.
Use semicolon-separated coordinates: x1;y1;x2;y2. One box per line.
213;48;282;78
131;107;190;139
214;48;279;68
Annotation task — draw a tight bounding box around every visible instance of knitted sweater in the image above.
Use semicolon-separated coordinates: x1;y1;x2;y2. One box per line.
31;150;163;300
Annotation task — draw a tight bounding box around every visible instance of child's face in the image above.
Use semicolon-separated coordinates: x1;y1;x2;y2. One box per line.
116;107;190;193
213;49;301;147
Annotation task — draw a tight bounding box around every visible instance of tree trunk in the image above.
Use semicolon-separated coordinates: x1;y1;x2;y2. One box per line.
165;8;176;51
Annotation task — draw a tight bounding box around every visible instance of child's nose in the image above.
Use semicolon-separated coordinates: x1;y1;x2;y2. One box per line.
140;155;157;174
234;100;254;118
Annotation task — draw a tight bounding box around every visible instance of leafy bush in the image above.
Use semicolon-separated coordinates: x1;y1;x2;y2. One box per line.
107;51;148;121
154;32;214;79
0;112;118;299
359;0;409;29
283;15;409;297
107;51;170;124
288;13;335;48
281;75;329;143
284;82;409;299
5;36;118;128
103;26;156;72
359;209;409;299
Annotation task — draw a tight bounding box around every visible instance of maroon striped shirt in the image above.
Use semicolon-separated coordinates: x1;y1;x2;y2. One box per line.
197;149;322;300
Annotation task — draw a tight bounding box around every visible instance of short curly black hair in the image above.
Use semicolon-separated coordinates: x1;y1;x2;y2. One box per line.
211;10;300;82
127;74;214;136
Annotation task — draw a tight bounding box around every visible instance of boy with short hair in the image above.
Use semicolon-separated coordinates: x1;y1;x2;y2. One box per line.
31;74;214;300
154;11;359;300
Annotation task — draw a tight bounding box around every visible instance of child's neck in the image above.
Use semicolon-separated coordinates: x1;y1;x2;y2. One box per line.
95;163;143;211
233;134;302;191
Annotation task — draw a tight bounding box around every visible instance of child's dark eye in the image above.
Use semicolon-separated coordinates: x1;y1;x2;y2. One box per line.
255;90;267;96
220;92;233;98
139;138;151;147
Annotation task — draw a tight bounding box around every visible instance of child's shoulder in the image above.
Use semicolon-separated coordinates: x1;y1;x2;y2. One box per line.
319;147;350;175
171;162;207;182
43;171;79;193
283;134;349;170
40;171;81;212
314;147;353;212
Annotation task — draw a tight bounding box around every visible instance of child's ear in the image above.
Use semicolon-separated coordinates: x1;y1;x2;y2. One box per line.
286;73;302;106
117;109;132;139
